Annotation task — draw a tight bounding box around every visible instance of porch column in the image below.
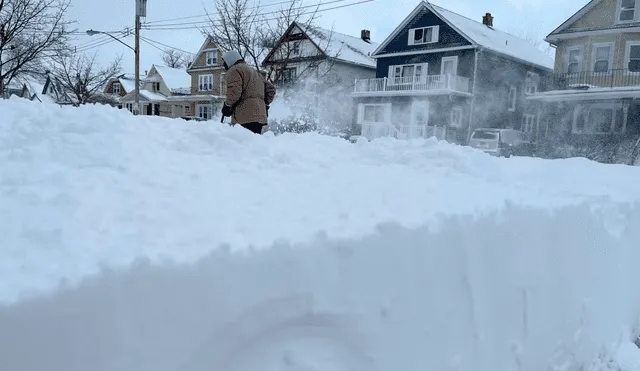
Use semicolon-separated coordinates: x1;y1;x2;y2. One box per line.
171;104;176;118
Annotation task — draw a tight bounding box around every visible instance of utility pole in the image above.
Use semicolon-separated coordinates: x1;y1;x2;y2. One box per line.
134;0;146;115
0;24;5;98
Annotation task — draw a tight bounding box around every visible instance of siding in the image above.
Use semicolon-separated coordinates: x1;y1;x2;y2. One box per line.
567;0;618;30
554;33;640;73
474;51;550;131
377;7;471;55
375;49;475;78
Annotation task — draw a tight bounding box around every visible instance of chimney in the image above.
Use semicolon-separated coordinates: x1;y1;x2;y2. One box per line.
361;29;371;43
482;12;494;27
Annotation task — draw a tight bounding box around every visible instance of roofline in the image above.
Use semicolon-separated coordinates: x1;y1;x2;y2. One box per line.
479;46;554;72
187;35;218;73
371;1;475;57
261;21;299;66
545;26;640;44
546;0;602;37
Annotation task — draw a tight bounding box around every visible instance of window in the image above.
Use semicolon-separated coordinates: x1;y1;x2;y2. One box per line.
152;82;160;92
450;106;462;128
198;74;213;91
592;43;613;73
113;82;121;94
626;42;640;73
566;46;582;74
292;41;300;55
196;104;212;120
358;103;390;124
441;56;458;75
411;100;429;125
206;51;217;65
572;103;626;134
184;105;191;115
408;26;439;45
522;114;537;133
508;86;516;111
388;63;428;84
124;103;133;112
618;0;636;22
525;72;539;94
277;68;296;85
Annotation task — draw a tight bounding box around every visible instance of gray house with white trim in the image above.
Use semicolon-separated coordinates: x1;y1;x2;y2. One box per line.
351;0;554;144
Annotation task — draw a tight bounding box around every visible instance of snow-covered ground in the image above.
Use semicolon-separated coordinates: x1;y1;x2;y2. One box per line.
1;97;640;371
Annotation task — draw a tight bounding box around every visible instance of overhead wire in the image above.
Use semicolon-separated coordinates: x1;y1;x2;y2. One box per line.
142;0;355;29
139;36;195;55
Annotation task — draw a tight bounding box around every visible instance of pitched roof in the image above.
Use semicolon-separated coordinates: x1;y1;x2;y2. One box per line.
304;25;378;68
149;65;191;93
547;0;601;37
373;1;553;70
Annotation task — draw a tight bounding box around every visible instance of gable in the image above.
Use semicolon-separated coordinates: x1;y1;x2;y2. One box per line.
567;0;618;31
261;22;325;66
188;37;223;71
374;3;472;56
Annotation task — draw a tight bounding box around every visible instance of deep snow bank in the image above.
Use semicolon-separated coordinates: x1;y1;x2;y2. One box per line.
2;99;640;371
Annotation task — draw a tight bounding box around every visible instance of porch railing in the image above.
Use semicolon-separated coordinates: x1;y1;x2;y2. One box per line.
360;123;447;141
539;69;640;91
354;75;471;94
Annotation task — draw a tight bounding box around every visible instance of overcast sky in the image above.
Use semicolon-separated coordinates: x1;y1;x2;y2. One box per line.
66;0;589;74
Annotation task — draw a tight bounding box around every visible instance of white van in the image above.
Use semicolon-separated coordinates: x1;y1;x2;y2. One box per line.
468;128;534;157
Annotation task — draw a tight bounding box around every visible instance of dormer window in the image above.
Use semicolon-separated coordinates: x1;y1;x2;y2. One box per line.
408;25;439;45
618;0;636;22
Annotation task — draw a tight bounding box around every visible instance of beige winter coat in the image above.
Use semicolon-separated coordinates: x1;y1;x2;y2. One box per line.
225;61;276;125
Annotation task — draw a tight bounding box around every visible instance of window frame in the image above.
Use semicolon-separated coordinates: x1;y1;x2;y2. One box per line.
205;49;218;66
617;0;638;23
408;25;440;45
450;106;463;128
508;86;517;112
113;82;121;94
625;41;640;74
591;42;614;75
566;45;583;75
198;74;213;91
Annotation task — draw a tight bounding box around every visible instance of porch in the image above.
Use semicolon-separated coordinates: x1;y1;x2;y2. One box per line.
360;123;447;141
352;75;472;96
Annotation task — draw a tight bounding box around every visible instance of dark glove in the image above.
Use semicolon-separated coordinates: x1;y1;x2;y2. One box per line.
265;104;270;117
221;103;233;117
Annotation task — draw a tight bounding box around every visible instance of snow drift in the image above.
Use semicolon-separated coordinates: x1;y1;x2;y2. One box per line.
1;98;640;371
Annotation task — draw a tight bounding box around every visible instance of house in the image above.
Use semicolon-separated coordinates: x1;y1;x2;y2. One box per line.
262;22;378;132
4;74;71;105
350;0;554;144
181;36;228;120
120;65;191;117
104;73;138;104
526;0;640;162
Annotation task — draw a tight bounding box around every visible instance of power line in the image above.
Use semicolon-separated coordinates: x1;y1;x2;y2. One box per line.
142;0;300;25
142;0;353;29
139;36;195;55
142;0;373;31
139;37;164;53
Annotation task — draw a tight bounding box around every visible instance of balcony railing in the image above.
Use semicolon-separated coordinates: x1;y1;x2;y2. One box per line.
360;123;447;141
353;75;471;94
539;69;640;92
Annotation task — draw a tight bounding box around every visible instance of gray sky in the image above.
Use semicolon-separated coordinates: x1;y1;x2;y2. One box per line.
66;0;589;74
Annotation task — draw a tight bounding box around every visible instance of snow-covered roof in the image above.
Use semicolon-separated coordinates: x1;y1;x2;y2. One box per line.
305;25;378;68
120;89;168;102
429;4;554;70
151;65;191;93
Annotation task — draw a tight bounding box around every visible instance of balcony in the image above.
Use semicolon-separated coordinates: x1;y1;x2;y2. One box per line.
539;69;640;92
353;75;471;96
360;123;447;141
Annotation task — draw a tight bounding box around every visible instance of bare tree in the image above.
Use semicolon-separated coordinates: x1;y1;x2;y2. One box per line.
161;48;190;69
202;0;341;85
0;0;73;96
50;50;122;106
514;28;554;58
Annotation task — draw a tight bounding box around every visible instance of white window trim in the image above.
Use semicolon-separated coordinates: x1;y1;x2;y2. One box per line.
388;63;428;85
440;56;458;75
522;113;537;133
624;41;640;74
524;71;539;95
616;0;638;24
408;25;440;46
198;74;213;91
205;49;218;65
508;86;516;112
196;104;212;120
591;42;615;75
113;82;121;94
566;45;583;75
184;105;191;115
357;103;392;125
572;103;626;134
450;106;462;128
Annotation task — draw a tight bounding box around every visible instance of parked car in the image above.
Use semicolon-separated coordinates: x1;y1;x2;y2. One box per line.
468;128;535;157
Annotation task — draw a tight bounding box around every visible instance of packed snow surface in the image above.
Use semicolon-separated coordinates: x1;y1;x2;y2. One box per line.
1;98;640;371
